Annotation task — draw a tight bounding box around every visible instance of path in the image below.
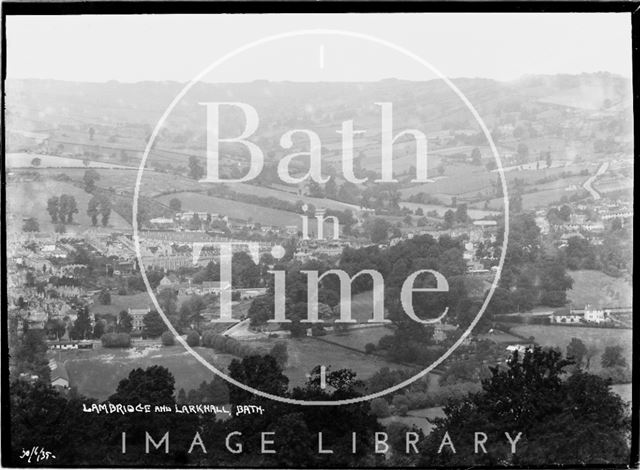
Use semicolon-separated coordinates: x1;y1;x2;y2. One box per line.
582;161;609;200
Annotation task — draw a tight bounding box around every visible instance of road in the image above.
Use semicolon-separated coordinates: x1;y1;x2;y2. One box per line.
582;161;609;200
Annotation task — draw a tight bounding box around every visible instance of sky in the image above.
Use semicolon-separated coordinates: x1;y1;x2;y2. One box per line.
6;13;632;83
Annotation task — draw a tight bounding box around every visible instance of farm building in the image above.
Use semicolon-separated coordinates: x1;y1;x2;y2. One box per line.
550;309;583;324
49;360;70;389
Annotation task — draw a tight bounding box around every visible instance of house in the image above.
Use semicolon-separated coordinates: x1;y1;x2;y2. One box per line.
49;360;69;389
158;274;180;291
180;280;231;296
583;305;606;324
149;217;174;228
236;288;268;300
49;341;79;350
550;310;583;324
128;307;151;331
506;344;531;358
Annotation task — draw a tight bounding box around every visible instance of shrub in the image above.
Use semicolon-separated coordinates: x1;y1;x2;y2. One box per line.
161;331;175;346
186;331;200;347
201;332;260;358
370;397;391;418
101;333;131;348
391;395;410;416
365;343;376;354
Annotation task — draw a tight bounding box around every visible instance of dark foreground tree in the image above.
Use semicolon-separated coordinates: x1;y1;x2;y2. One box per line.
417;347;630;466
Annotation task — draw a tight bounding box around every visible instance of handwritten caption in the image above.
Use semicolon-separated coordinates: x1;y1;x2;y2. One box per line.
19;447;56;463
82;403;263;416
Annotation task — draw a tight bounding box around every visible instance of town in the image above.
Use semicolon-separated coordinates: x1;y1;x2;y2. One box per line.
5;71;633;467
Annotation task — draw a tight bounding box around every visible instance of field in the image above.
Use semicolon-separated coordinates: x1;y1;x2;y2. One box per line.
46;167;203;198
6;152;135;169
400;163;493;199
476;329;527;344
6;179;131;234
505;324;632;371
91;293;154;317
231;183;361;213
247;336;416;388
157;191;313;229
56;345;236;401
321;326;394;352
477;186;585;211
567;270;632;308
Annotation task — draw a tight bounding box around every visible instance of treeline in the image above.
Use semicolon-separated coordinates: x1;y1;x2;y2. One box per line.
8;346;631;467
486;213;574;313
562;231;632;277
201;331;267;358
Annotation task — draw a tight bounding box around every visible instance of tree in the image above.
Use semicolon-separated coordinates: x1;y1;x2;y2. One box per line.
22;218;39;232
143;310;167;338
118;310;133;333
455;204;468;223
189;213;202;231
188;156;204;180
444;209;455;228
88;127;95;141
227;355;289;404
31;157;42;167
101;332;131;348
161;330;175;346
471;147;481;165
169;198;182;212
566;338;587;368
87;196;100;226
558;204;572;221
186;331;200;347
324;178;337;199
59;194;78;223
83;169;100;192
370;397;391;417
92;320;106;339
87;195;111;227
308;180;324;198
338;181;359;204
100;197;112;227
46;196;60;223
98;289;111;305
70;305;92;340
157;288;178;317
601;346;626;368
417;347;630;466
13;329;50;381
248;295;274;327
45;318;66;340
367;218;390;244
110;365;175;404
270;342;288;369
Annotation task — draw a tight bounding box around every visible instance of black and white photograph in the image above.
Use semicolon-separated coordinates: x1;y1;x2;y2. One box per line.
2;5;636;468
